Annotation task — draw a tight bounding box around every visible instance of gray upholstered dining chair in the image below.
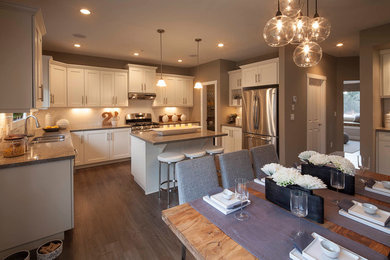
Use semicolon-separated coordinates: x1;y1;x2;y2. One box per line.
176;156;220;205
250;144;279;179
218;150;255;188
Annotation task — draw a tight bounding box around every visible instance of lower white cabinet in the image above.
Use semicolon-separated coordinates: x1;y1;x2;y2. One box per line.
221;126;242;153
71;128;131;166
377;131;390;175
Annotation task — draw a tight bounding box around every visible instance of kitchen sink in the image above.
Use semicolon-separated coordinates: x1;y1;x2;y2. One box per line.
31;135;65;143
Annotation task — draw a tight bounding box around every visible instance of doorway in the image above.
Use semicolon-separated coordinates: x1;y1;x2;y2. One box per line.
306;73;326;153
200;81;218;132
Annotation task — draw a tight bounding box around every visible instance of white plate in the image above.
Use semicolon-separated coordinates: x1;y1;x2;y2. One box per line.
210;190;241;209
289;233;367;260
203;196;250;215
348;201;390;227
339;209;390;234
365;186;390;198
372;181;390;194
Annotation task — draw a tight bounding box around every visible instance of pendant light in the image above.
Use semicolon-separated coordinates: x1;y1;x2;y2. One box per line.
280;0;304;17
310;0;331;43
263;0;294;47
290;0;312;45
156;29;167;87
194;38;203;89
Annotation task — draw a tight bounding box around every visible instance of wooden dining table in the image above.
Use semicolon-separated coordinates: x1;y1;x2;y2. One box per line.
161;171;390;259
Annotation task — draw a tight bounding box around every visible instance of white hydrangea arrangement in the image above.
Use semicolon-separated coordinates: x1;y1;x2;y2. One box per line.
299;151;356;176
261;163;326;189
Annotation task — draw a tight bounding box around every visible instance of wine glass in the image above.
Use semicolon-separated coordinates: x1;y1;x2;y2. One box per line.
290;190;308;238
235;178;249;221
357;155;370;176
330;169;345;205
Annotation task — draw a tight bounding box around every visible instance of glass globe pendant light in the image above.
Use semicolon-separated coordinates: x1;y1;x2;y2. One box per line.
293;40;322;67
290;13;312;44
280;0;304;17
194;38;203;89
156;29;167;87
310;0;331;43
263;0;295;47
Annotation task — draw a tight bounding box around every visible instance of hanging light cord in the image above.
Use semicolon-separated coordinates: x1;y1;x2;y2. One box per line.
276;0;282;16
314;0;319;17
159;31;163;79
197;41;199;76
307;0;309;16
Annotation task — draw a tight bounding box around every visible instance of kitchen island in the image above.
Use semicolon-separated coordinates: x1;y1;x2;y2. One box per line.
130;129;227;194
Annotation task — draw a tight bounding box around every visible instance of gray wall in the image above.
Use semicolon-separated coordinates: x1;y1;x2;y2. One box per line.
360;23;390;169
279;45;338;166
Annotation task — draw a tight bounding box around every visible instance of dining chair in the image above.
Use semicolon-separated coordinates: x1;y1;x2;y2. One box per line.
218;150;255;188
176;155;220;205
250;144;279;179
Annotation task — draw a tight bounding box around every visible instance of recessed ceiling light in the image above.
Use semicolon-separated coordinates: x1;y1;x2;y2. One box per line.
133;52;140;56
74;43;81;48
178;59;183;63
80;9;91;15
336;43;343;47
217;43;224;48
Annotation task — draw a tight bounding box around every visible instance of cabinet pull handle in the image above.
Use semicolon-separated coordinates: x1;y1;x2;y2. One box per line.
258;73;261;83
107;133;110;141
52;94;55;104
39;84;44;101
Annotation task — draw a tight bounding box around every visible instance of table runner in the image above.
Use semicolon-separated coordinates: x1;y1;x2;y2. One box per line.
249;180;390;247
190;192;387;260
355;176;390;204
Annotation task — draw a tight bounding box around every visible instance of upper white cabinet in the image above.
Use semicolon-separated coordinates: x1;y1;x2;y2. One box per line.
240;58;279;87
84;69;101;107
380;50;390;98
40;55;52;108
128;64;157;93
49;62;67;107
153;74;194;107
67;67;85;107
114;72;129;106
228;69;242;106
100;71;115;106
0;3;46;112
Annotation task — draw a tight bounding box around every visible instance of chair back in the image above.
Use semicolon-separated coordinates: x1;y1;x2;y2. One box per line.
250;144;279;178
176;156;219;204
218;150;255;188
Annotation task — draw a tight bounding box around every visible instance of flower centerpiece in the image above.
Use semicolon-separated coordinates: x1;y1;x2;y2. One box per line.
298;151;356;195
261;163;325;223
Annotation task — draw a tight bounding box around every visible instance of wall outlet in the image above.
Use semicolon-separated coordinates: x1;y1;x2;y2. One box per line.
290;114;295;120
334;111;337;117
292;96;297;103
292;104;295;111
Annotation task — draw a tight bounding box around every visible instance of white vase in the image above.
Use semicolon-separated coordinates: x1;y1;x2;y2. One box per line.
172;114;178;122
45;113;53;127
180;114;187;122
162;114;169;123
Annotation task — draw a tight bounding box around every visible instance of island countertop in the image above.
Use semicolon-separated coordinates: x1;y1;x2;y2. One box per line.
130;129;227;145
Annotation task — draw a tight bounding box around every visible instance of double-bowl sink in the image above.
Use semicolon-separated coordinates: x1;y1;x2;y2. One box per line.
30;134;65;144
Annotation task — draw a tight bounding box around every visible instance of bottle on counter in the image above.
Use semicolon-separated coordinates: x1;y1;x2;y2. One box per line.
2;134;26;158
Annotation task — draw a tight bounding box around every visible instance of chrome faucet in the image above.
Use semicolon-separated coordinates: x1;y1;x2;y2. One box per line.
24;115;41;137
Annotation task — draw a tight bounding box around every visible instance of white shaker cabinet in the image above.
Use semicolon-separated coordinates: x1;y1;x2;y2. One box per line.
380;50;390;97
110;128;131;159
49;63;67;107
67;67;85;107
0;4;46;112
221;126;242;153
128;64;157;93
71;131;84;166
153;74;194;107
228;69;242;107
240;58;279;87
377;131;390;175
100;71;115;106
114;72;129;106
84;130;111;164
84;70;101;107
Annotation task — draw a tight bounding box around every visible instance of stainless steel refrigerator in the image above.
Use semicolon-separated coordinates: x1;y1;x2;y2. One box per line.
242;85;278;151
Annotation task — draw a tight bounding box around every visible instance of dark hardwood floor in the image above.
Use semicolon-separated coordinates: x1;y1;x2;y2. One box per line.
58;161;194;260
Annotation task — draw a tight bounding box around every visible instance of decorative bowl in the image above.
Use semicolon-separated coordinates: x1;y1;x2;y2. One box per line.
4;250;30;260
36;240;63;260
320;239;340;259
222;189;233;200
43;126;60;132
362;203;378;215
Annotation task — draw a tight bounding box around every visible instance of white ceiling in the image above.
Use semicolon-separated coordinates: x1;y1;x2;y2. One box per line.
9;0;390;67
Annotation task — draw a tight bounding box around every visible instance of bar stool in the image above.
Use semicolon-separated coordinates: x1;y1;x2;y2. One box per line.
204;145;224;156
158;152;185;206
183;148;206;159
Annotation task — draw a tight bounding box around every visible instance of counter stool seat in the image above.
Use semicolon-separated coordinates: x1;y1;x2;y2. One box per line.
183;149;206;159
158;152;185;207
205;145;224;155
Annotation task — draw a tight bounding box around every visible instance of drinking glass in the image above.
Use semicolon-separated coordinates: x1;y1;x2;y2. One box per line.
290;190;308;238
235;178;249;221
357;155;370;176
330;169;345;205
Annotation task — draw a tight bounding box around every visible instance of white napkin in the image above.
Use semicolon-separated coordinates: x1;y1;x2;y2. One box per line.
254;178;266;186
210;189;241;209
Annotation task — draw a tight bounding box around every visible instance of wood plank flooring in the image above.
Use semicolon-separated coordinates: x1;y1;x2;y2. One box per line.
57;161;194;260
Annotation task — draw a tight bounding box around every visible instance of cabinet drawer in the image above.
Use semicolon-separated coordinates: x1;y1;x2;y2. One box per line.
378;131;390;141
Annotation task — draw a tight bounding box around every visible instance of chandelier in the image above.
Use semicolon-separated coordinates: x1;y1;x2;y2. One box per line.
263;0;330;67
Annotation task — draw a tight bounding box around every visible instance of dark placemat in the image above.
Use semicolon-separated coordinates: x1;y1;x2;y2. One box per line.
189;192;387;260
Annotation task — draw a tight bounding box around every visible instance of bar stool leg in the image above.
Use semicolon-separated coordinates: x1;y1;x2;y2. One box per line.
167;163;171;206
158;161;162;198
173;162;176;190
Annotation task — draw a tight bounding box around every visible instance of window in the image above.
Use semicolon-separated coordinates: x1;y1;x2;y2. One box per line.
343;91;360;116
12;113;26;122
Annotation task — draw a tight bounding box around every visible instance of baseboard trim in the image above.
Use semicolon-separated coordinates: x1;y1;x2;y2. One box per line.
75;158;130;169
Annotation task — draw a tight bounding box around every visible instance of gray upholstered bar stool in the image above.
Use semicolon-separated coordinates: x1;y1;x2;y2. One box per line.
204;145;224;156
158;152;185;206
183;148;206;159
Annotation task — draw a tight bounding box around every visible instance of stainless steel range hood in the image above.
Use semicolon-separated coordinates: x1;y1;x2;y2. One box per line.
128;92;156;100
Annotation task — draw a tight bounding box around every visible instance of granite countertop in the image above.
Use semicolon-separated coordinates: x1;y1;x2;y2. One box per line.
130;129;227;145
70;124;132;132
377;127;390;132
0;129;75;169
221;123;242;128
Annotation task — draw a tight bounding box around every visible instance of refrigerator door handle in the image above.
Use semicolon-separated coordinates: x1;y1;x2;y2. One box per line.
253;95;260;130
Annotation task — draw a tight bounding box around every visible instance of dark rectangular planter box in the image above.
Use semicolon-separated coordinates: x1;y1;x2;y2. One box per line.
301;163;355;195
265;178;324;224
